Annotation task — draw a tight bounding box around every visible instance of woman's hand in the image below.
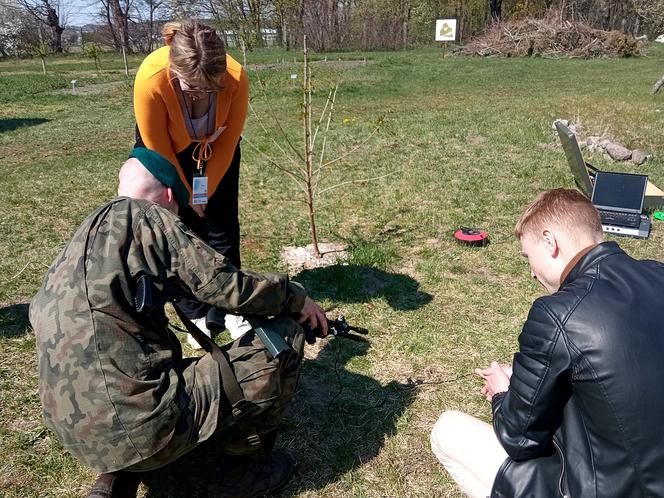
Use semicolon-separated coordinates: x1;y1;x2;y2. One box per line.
192;204;206;218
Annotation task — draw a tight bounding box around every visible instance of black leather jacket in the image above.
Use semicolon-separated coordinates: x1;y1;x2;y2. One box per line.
490;242;664;498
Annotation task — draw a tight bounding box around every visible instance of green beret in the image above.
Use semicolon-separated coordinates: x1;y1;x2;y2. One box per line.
128;147;189;209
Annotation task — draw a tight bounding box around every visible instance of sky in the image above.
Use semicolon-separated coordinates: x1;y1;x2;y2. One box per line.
65;0;99;27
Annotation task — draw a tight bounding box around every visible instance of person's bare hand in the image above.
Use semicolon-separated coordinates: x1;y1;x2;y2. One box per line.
475;361;511;401
298;297;328;337
500;364;513;378
192;204;206;217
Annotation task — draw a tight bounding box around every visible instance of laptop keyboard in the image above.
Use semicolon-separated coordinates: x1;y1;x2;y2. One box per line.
599;210;641;228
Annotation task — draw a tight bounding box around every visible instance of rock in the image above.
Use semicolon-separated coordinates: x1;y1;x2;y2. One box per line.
632;149;648;165
584;136;600;150
656;34;664;43
584;136;607;153
553;119;569;130
605;142;632;161
636;35;648;42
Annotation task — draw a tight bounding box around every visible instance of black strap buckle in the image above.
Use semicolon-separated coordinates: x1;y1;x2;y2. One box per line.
245;434;261;448
232;399;256;422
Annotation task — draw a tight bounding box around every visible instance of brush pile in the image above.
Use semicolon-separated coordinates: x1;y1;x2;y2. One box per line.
463;18;642;58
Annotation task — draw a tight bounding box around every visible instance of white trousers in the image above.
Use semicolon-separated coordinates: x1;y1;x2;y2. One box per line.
430;410;508;498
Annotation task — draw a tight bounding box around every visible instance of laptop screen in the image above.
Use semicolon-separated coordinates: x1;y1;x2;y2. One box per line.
591;172;647;214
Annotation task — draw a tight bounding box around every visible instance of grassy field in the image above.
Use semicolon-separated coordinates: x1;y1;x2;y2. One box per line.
2;44;664;497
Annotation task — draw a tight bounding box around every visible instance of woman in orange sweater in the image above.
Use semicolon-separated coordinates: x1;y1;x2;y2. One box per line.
133;21;249;339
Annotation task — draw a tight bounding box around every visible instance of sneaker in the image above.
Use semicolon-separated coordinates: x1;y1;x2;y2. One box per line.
86;471;141;498
187;317;211;350
225;314;253;340
207;449;294;498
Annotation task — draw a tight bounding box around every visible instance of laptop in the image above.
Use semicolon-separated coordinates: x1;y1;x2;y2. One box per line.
591;171;651;238
555;120;664;208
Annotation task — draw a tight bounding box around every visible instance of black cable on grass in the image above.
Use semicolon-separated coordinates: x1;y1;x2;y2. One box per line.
172;318;474;419
326;337;474;419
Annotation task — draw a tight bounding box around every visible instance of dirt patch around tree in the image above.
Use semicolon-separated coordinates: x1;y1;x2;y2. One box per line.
281;242;348;274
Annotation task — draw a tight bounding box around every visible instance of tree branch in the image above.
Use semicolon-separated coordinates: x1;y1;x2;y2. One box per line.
316;119;383;171
248;101;303;172
240;135;308;191
249;69;306;163
311;87;333;150
314;85;338;192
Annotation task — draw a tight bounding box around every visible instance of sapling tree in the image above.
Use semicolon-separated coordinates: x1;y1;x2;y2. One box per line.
30;42;49;74
84;42;102;71
243;36;391;258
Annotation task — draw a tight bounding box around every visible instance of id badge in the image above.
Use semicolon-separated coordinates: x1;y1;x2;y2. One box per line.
192;175;208;205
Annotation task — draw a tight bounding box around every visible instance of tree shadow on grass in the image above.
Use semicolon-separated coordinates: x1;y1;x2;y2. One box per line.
140;338;416;497
0;118;49;133
294;264;433;311
0;303;31;338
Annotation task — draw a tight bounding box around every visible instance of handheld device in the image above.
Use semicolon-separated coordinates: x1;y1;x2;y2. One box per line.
304;314;369;344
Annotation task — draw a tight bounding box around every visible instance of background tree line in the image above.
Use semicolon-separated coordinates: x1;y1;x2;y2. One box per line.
1;0;662;57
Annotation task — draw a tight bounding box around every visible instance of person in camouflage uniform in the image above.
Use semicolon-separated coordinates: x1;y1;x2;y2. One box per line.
30;147;327;498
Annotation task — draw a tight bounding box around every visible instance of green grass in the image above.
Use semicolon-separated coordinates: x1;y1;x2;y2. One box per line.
2;45;664;497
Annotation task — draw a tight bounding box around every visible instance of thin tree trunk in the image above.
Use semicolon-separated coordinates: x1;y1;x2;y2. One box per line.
402;0;410;49
103;1;121;51
122;44;128;76
282;16;288;49
302;35;320;258
109;0;130;53
148;8;154;52
45;3;63;53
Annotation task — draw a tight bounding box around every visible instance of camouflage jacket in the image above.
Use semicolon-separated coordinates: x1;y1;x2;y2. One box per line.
29;198;306;472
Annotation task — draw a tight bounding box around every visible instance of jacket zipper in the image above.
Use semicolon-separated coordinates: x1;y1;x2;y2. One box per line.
553;438;569;498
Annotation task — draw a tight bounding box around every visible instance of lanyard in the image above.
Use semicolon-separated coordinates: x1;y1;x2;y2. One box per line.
182;90;214;174
192;140;212;174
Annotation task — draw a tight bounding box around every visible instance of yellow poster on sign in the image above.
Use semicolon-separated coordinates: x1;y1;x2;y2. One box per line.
435;19;457;41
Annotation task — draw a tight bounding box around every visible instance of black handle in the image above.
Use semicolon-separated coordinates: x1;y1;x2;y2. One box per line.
303;316;369;344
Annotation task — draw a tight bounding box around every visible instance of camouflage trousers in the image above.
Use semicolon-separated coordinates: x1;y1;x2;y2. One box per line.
127;315;305;472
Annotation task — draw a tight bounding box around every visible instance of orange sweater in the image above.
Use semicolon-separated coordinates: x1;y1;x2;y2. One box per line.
133;46;249;197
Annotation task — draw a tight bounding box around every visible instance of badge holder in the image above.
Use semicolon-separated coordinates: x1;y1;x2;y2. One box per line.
192;141;211;206
192;174;208;206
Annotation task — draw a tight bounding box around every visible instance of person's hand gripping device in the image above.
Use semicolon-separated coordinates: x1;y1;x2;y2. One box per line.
133;275;368;361
304;314;369;344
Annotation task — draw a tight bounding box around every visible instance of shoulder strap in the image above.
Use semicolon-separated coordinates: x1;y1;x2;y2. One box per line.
172;305;261;449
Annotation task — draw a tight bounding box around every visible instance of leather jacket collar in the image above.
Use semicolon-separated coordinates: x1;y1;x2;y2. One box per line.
560;241;624;289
